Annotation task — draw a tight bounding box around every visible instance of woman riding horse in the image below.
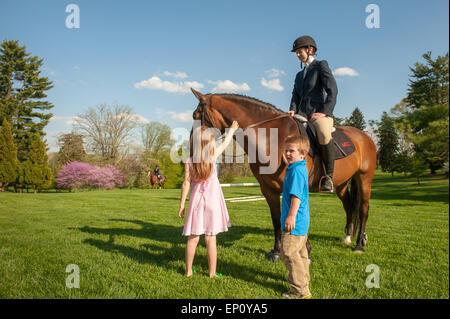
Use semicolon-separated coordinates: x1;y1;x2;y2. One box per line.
288;35;338;193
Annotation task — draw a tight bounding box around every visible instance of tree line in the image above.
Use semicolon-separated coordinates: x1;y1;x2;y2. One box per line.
373;51;449;181
335;52;448;182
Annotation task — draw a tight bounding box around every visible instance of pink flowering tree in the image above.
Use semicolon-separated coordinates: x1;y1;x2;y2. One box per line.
56;162;92;191
87;165;124;190
56;162;124;191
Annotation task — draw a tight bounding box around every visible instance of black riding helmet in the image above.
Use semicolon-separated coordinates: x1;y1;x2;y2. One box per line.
291;35;317;52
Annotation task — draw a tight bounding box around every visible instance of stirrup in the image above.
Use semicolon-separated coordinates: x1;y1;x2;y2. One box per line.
319;175;334;193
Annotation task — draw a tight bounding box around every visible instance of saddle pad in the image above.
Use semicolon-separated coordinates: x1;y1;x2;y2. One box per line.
294;118;356;160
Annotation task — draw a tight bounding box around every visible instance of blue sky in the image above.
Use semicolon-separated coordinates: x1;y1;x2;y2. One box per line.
1;0;448;151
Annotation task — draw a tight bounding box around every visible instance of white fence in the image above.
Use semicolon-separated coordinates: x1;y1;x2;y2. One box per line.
220;183;260;187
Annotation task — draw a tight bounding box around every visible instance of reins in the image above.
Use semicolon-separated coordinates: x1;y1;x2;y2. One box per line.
198;99;293;160
200;101;290;141
244;114;291;129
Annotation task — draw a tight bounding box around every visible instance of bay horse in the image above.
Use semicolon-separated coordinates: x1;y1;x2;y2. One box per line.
148;171;167;189
191;89;377;259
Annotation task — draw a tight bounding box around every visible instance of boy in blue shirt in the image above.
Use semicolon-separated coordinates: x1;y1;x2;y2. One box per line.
280;135;311;299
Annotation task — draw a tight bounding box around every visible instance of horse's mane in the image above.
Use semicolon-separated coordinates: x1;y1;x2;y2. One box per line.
215;93;285;114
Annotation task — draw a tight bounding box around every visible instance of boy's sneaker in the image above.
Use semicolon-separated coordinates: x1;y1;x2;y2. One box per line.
282;291;312;299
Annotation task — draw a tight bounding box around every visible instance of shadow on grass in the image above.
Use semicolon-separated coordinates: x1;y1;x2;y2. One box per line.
77;219;270;248
77;219;285;293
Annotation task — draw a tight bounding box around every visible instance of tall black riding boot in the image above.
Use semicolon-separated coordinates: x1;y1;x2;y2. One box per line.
320;140;335;192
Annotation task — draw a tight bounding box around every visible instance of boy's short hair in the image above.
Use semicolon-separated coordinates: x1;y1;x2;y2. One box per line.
284;135;310;155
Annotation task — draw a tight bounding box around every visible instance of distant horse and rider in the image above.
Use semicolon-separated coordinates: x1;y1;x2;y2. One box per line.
147;165;167;189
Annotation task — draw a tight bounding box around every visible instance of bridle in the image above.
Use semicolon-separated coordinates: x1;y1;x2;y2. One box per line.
195;97;300;165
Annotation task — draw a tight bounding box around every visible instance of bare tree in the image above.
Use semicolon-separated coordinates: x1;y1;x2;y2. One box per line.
73;103;137;164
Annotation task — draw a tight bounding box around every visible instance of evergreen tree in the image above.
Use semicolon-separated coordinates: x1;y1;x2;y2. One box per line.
409;154;428;185
406;51;449;108
0;40;54;162
0;118;20;191
376;112;399;175
392;52;449;173
393;151;412;176
22;133;53;193
334;116;344;126
57;132;86;165
344;107;366;130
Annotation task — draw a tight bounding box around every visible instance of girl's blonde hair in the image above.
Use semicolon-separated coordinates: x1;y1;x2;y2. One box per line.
191;126;216;181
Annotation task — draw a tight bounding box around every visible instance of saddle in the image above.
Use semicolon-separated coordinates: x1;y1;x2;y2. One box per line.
293;115;356;160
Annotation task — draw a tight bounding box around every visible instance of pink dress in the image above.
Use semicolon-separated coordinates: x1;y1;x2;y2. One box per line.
182;158;231;236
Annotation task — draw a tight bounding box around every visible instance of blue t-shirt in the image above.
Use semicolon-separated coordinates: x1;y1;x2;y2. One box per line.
281;160;310;236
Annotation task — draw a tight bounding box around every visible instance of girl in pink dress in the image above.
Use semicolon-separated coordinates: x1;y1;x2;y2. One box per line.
178;121;239;278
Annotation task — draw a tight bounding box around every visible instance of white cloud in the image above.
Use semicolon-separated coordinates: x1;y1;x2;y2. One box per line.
50;115;79;125
67;116;82;126
129;114;150;124
49;115;67;122
265;68;285;78
333;67;359;77
168;110;193;123
163;71;188;79
43;67;56;76
261;78;284;91
52;113;149;126
134;76;204;94
209;80;251;93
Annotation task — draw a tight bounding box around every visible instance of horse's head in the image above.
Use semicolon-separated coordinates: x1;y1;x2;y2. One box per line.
191;88;231;132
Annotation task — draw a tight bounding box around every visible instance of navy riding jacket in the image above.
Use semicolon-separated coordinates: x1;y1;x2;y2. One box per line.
289;59;338;119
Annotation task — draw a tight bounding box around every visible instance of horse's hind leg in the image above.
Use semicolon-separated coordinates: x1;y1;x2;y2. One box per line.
354;174;373;253
336;180;353;246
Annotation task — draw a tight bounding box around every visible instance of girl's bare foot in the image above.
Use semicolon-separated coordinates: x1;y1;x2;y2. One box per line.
186;268;195;277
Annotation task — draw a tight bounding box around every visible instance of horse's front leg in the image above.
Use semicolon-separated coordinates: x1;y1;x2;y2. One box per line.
262;189;282;262
263;190;313;263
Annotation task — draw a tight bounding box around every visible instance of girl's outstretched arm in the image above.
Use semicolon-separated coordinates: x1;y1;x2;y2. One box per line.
214;121;239;158
178;161;191;218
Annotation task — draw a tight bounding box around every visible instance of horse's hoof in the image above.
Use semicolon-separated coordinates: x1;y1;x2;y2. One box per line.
342;236;352;246
361;234;368;247
266;251;280;262
353;246;364;254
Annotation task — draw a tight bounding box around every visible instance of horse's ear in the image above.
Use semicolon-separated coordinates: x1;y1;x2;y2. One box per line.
191;88;205;101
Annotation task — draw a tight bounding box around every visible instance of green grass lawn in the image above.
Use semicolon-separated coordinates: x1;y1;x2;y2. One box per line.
0;172;448;299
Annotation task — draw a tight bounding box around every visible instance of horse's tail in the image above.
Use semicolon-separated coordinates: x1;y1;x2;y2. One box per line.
349;177;361;237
